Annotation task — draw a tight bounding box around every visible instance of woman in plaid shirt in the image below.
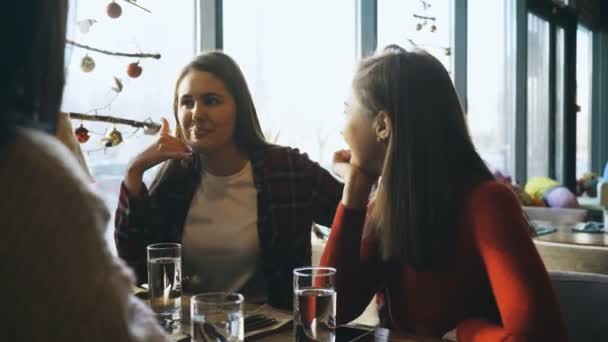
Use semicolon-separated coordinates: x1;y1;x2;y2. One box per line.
115;52;343;309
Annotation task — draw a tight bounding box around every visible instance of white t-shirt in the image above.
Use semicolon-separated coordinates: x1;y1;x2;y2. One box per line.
181;161;266;301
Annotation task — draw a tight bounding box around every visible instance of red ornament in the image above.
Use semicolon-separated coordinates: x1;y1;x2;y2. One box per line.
430;24;437;32
127;62;143;78
75;124;90;143
107;1;122;19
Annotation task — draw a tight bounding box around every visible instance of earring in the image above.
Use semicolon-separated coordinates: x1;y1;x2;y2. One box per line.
376;136;381;142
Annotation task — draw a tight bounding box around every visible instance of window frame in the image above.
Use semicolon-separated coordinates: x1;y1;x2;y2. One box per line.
526;0;578;191
591;28;608;174
196;0;223;51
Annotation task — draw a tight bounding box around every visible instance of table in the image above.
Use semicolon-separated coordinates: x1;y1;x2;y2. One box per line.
534;228;608;247
250;326;446;342
533;225;608;275
156;297;445;342
171;324;445;342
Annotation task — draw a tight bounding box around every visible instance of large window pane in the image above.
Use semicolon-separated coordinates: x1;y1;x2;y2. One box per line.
223;0;356;165
527;14;550;179
377;0;452;73
467;0;515;176
576;26;593;177
62;0;196;249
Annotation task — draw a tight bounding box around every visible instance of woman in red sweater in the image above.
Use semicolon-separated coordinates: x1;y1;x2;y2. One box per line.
321;45;568;341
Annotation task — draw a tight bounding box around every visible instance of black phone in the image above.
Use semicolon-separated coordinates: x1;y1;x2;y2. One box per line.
335;325;374;342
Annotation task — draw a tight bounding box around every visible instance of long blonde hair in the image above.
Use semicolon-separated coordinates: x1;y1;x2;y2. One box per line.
150;52;267;192
356;46;494;270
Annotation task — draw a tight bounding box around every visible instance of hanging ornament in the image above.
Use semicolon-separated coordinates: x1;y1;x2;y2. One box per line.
80;54;95;72
75;124;90;143
123;0;152;13
112;76;124;93
143;118;161;135
102;127;123;147
107;1;122;19
420;0;431;11
77;19;97;34
127;62;143;78
413;14;435;32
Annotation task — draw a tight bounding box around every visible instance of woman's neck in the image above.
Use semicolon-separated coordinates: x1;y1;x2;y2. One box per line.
200;143;249;176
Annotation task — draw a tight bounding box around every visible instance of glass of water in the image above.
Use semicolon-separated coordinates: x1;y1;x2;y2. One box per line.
293;266;337;342
191;292;244;342
147;243;182;330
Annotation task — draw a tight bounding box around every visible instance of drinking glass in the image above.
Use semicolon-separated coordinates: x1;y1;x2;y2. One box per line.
191;292;244;342
293;266;337;342
147;243;182;330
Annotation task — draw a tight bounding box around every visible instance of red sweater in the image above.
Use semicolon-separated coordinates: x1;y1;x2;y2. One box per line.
320;181;568;341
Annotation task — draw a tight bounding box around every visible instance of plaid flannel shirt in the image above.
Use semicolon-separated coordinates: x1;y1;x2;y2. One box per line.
114;144;343;309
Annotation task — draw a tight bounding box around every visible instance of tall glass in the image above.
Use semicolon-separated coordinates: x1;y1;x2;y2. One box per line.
293;267;337;342
191;292;244;342
147;243;182;330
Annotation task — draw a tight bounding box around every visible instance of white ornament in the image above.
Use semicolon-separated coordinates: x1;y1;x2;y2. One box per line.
77;19;97;34
111;76;123;93
143;118;161;135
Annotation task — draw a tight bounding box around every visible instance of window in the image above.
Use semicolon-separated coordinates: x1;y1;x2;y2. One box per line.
467;0;516;176
62;0;196;250
377;0;452;73
526;14;550;179
223;0;356;165
576;26;593;177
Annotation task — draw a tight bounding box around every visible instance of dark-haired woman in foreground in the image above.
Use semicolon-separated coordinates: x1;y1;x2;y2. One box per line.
0;1;169;341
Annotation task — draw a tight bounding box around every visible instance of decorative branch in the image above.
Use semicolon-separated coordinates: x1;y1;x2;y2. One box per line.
69;112;161;134
419;0;432;10
407;39;451;56
66;39;161;59
413;14;436;21
122;0;152;13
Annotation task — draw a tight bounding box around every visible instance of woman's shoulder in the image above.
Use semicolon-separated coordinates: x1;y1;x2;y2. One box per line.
462;180;529;233
10;128;93;185
3;129;109;225
252;143;308;157
466;180;522;213
251;144;318;170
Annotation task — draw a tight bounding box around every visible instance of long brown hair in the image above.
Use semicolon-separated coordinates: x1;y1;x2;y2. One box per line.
150;52;267;191
0;1;68;141
356;46;494;270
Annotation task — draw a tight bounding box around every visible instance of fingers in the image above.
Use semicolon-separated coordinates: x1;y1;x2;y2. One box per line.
335;149;351;157
347;154;379;179
333;149;352;163
158;131;191;152
156;143;191;160
159;117;171;136
157;141;191;154
332;163;351;179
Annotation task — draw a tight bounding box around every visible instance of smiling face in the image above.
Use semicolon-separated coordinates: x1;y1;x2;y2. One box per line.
176;70;238;154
